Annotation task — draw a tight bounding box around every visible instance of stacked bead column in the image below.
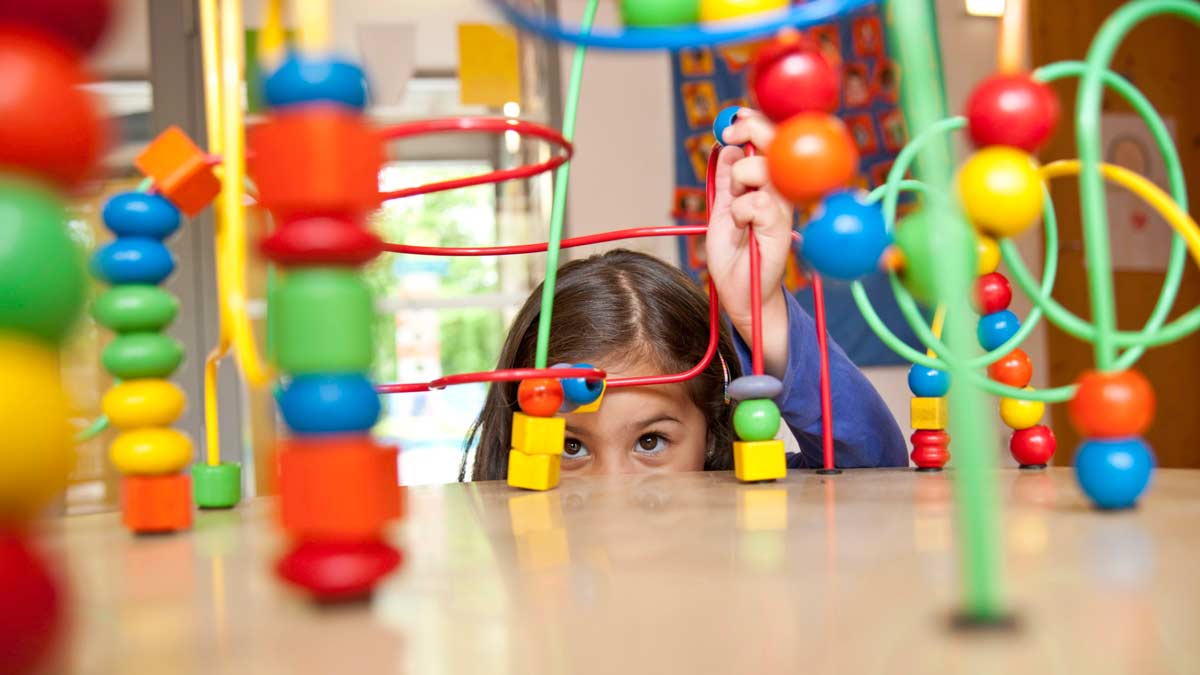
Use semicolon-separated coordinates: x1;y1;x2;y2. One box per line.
907;361;950;471
1067;370;1155;509
92;193;192;532
250;52;402;599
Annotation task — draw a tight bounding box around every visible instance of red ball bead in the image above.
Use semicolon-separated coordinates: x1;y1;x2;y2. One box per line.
0;0;112;53
1068;369;1155;438
988;348;1033;388
0;533;63;674
0;28;107;189
518;378;564;417
973;272;1013;314
749;29;840;122
1010;424;1056;467
965;73;1060;152
766;113;859;205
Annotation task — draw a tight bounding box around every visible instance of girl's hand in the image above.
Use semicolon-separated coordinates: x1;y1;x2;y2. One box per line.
705;109;794;378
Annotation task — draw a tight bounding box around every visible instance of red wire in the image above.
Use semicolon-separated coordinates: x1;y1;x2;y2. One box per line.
377;118;573;201
376;366;603;394
811;273;836;471
743;143;765;376
382;226;708;257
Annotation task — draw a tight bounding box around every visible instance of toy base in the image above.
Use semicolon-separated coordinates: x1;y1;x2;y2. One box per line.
1019;463;1047;470
277;539;402;602
193;462;242;509
949;611;1019;632
815;468;842;475
915;467;944;473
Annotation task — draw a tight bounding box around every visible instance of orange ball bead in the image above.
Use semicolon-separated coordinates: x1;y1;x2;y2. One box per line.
1068;370;1155;438
517;378;564;417
988;349;1033;388
766;113;859;205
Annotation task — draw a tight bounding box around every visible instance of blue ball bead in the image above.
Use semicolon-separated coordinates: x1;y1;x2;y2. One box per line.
264;53;369;110
91;238;175;285
713;106;740;146
1075;437;1155;509
560;362;603;406
102;192;180;240
800;190;892;281
977;309;1020;351
907;364;950;397
277;373;381;434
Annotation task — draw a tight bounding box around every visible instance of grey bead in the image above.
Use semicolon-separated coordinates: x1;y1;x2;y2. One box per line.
728;374;783;401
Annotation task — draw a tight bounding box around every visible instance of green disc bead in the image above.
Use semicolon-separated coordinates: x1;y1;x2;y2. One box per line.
102;332;184;378
193;462;241;509
91;285;179;333
733;398;782;442
0;176;86;343
275;267;373;374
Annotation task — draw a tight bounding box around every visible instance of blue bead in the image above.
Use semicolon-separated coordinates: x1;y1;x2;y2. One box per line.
91;238;175;285
102;192;180;240
977;309;1020;351
713;106;740;146
277;373;381;434
1075;437;1155;509
907;364;950;397
559;362;603;405
264;53;369;110
801;190;892;280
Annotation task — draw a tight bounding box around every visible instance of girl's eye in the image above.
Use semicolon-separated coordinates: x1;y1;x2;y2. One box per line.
635;434;668;455
564;438;590;459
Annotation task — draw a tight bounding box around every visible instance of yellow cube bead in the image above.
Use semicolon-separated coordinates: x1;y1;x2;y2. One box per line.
507;449;561;491
511;411;565;455
102;379;186;430
733;439;787;483
737;488;788;531
110;428;194;475
508;491;563;536
999;388;1045;430
574;380;606;414
911;397;948;430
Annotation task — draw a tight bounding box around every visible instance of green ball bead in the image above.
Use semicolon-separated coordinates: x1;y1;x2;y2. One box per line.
92;285;179;333
102;332;184;379
733;398;782;442
0;176;86;343
275;267;373;374
620;0;699;26
894;209;976;304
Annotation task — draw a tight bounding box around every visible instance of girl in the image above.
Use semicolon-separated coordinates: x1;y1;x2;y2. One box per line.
461;110;906;480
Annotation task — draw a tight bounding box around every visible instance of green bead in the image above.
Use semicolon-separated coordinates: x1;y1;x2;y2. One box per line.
620;0;699;26
91;285;179;333
102;332;184;378
275;267;373;374
0;176;86;343
895;209;976;304
193;462;241;509
734;398;782;442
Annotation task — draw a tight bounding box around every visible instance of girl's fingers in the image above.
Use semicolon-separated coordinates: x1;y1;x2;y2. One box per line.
730;156;770;192
729;191;773;230
722;110;776;151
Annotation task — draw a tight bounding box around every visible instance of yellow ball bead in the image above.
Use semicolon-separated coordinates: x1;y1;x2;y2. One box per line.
102;379;186;430
958;147;1044;238
999;388;1045;430
699;0;787;22
110;428;193;475
0;333;73;522
976;235;1001;275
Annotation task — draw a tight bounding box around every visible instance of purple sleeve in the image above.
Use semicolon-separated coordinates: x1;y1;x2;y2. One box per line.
731;292;908;468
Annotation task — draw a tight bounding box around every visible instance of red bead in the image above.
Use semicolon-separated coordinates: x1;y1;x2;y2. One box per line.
766;113;859;204
973;272;1012;314
0;0;111;53
1068;369;1155;438
749;28;840;122
260;217;384;265
517;378;563;417
1009;424;1056;467
0;28;107;189
277;538;402;601
987;349;1033;388
910;429;950;470
0;533;62;674
965;72;1060;152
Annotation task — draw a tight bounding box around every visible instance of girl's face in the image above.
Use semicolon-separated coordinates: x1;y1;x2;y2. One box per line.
559;358;709;475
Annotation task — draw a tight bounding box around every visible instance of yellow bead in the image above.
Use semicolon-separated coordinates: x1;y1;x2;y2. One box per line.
110;428;193;475
511;411;565;455
999;388;1045;430
699;0;787;22
102;379;186;430
0;333;73;522
507;449;561;491
958;147;1044;238
910;397;948;430
976;235;1001;275
733;439;786;482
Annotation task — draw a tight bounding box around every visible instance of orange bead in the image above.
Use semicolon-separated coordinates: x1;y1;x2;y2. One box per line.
277;436;403;540
766;113;859;205
134;126;220;216
1068;370;1155;438
517;378;563;417
988;349;1033;388
121;474;191;533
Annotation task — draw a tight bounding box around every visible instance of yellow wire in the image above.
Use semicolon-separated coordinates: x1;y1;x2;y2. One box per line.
259;0;286;69
296;0;330;51
997;0;1027;74
928;306;945;359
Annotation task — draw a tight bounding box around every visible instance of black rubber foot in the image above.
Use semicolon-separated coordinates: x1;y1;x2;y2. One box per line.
1019;464;1048;470
914;467;944;473
815;468;843;475
949;611;1020;632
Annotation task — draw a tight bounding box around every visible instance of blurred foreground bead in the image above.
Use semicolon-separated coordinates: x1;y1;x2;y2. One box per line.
766;113;858;204
965;72;1059;152
1074;437;1154;510
958;147;1044;238
1068;369;1155;438
749;28;839;121
801;190;890;281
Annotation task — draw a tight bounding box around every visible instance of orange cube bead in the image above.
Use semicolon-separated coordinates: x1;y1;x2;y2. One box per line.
249;107;382;220
121;474;192;533
134;126;220;216
277;435;403;540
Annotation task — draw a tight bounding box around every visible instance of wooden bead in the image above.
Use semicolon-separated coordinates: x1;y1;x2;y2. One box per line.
511;412;566;455
749;28;840;121
1009;425;1056;467
276;538;402;601
965;72;1059;152
976;235;1001;275
910;429;950;471
264;54;368;110
121;474;192;533
277;436;402;539
699;0;786;22
259;217;383;266
999;388;1045;430
0;0;112;53
277;374;381;434
733;398;782;442
987;348;1033;388
1074;438;1154;510
977;309;1020;351
518;378;564;417
910;397;948;430
958;147;1044;238
619;0;699;27
110;428;193;475
134;127;221;216
973;272;1012;314
101;333;184;379
91;285;179;334
102;192;180;240
507;448;562;491
766;113;859;204
91;238;175;285
0;533;63;675
102;379;186;430
1068;369;1155;438
733;439;787;482
275;268;373;374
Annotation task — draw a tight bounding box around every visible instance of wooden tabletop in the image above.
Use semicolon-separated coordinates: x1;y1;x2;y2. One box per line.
48;468;1200;674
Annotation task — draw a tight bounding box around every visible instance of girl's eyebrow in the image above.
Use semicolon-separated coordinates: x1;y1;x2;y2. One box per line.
629;414;682;430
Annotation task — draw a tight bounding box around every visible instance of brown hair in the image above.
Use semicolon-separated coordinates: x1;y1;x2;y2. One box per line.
460;249;741;481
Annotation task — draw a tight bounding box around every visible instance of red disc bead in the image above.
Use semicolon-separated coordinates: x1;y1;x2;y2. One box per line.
973;272;1012;315
910;429;950;471
0;0;112;53
1068;369;1155;438
260;217;384;266
517;378;564;417
277;539;402;601
749;28;840;122
987;348;1033;388
766;113;859;205
0;533;62;674
1009;424;1056;467
965;72;1060;152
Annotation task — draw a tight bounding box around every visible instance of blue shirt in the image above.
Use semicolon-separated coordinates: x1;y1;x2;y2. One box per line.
732;292;908;468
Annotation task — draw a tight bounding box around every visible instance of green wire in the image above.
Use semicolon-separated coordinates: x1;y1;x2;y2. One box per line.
533;0;598;369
